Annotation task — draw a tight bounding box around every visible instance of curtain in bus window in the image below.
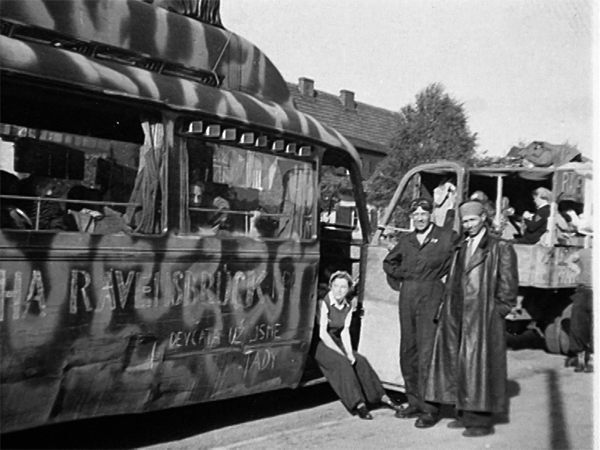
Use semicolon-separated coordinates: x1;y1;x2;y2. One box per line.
267;158;280;190
278;166;314;239
256;157;282;214
213;146;246;186
126;121;164;233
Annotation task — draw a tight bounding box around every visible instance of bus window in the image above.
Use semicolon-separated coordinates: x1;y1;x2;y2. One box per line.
185;138;316;239
0;88;164;235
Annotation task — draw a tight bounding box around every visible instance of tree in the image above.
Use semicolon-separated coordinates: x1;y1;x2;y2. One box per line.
365;83;477;207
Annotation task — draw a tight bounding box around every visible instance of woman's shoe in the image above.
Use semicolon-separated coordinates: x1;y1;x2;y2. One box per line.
356;405;373;420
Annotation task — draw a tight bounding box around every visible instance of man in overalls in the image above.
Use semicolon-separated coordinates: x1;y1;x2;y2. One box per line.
383;197;458;426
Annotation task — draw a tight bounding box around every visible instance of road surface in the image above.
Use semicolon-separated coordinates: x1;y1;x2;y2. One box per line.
3;347;595;449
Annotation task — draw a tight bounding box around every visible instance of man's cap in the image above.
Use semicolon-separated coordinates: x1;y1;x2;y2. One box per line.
459;200;486;217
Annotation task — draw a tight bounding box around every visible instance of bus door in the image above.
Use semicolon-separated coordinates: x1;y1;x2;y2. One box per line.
359;162;464;390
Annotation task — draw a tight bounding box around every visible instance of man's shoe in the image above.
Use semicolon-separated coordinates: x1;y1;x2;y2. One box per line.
414;412;440;428
381;398;401;412
462;426;494;437
564;356;578;368
447;419;465;429
356;405;373;420
394;405;421;419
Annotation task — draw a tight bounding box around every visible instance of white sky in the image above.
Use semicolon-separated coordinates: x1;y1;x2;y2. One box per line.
221;0;597;159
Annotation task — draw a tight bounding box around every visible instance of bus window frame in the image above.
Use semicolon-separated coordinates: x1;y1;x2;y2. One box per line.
0;87;168;237
178;129;320;241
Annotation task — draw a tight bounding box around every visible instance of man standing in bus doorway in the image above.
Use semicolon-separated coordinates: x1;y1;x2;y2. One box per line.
382;197;458;425
424;200;519;437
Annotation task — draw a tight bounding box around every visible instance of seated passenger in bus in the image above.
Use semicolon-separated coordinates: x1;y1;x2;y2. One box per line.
0;170;32;229
16;175;72;231
65;185;105;232
513;187;552;245
248;208;280;238
189;179;231;233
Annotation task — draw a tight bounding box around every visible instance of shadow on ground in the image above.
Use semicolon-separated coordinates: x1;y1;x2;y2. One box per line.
2;383;407;450
2;383;343;449
507;329;546;350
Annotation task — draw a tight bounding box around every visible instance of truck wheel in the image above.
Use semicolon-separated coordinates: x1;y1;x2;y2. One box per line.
544;305;572;355
558;304;572;355
544;319;560;354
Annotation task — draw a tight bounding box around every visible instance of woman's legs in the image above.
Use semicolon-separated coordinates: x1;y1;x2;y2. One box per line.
315;342;366;411
352;352;386;404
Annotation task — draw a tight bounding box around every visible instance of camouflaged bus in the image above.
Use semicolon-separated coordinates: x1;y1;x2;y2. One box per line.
0;0;371;432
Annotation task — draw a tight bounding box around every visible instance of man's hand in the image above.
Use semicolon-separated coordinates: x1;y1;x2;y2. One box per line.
522;211;534;221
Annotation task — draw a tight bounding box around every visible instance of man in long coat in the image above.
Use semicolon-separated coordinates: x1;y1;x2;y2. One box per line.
383;197;457;424
424;200;519;437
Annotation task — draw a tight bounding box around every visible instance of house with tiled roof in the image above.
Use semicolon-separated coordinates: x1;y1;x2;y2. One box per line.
287;78;400;179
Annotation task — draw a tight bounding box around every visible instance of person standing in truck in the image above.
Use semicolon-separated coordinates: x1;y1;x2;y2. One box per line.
382;197;458;423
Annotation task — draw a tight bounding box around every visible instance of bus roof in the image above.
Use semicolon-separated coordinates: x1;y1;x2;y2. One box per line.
0;0;361;168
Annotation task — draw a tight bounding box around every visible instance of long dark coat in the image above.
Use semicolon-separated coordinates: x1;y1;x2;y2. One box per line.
424;230;519;413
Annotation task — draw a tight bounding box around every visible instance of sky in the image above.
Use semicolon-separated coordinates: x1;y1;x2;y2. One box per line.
221;0;597;159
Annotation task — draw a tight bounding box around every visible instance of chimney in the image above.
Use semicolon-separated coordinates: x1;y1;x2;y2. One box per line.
340;89;355;109
298;77;315;97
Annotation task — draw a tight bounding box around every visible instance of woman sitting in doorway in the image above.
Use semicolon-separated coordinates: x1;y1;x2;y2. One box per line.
314;270;400;420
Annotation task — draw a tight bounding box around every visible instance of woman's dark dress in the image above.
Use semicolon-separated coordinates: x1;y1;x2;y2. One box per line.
314;297;385;411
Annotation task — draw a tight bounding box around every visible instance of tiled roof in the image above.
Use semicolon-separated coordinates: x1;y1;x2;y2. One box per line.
287;80;399;155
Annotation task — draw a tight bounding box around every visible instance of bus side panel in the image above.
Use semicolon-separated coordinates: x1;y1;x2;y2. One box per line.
0;236;318;432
